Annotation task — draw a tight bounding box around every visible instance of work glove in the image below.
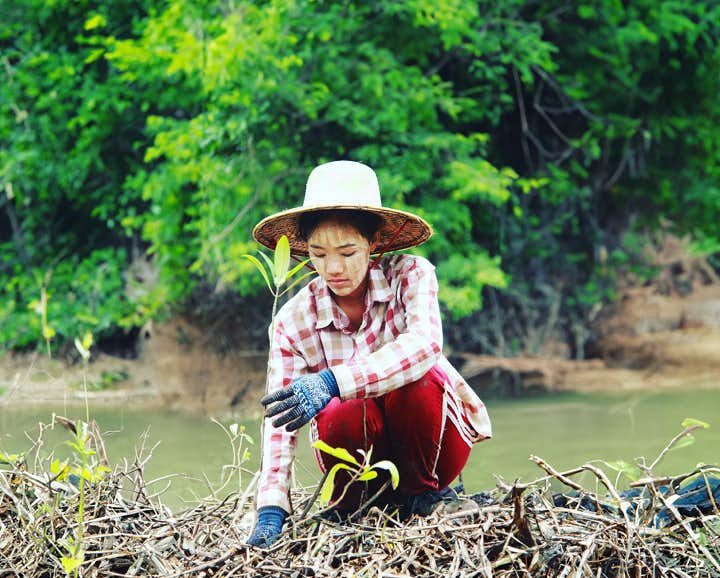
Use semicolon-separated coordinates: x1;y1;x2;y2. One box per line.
246;506;287;548
262;369;339;431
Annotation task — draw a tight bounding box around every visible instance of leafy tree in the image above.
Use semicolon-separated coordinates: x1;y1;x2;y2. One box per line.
1;0;718;359
0;0;154;349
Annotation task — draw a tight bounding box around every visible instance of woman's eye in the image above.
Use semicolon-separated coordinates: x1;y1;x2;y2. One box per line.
342;252;356;258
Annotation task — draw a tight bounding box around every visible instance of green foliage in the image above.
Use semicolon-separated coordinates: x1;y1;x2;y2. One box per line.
1;0;719;355
0;248;135;351
1;0;154;351
51;419;111;577
75;370;129;392
212;420;255;495
312;440;400;506
0;451;22;465
244;235;313;297
438;254;509;320
243;234;313;343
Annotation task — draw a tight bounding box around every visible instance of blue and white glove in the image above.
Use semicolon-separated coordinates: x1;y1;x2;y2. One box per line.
262;369;339;431
246;506;287;548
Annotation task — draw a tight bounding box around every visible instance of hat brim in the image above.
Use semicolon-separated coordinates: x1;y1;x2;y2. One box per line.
252;205;433;255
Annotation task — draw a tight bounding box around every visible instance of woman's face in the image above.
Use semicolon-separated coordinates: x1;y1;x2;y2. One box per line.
307;218;373;298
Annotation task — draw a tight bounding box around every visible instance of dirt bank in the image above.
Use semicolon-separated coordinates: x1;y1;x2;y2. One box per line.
2;318;719;417
2;238;719;412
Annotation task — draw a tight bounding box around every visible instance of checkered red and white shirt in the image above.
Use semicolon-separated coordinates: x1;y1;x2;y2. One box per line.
257;254;492;512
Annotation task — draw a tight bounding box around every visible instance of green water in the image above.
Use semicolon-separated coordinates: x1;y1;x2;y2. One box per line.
1;389;718;511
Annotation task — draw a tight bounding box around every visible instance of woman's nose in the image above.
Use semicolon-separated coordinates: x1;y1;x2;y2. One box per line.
326;256;343;274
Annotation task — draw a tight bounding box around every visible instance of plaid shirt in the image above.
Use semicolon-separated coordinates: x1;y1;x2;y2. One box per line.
257;254;492;512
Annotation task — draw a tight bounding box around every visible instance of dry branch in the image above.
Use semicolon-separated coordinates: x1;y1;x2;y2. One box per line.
0;421;718;577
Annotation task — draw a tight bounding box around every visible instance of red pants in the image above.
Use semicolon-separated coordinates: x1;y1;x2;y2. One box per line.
313;365;472;510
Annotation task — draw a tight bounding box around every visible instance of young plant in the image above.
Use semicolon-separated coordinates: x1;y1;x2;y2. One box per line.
210;419;255;498
50;419;111;577
28;269;56;357
312;440;400;512
243;235;314;341
74;331;94;423
604;417;712;485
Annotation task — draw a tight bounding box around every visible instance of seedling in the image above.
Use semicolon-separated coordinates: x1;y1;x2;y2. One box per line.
312;440;400;507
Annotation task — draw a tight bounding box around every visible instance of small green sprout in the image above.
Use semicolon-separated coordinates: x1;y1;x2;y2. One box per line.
243;234;314;354
73;332;94;362
243;234;313;299
312;440;400;506
55;419;111;577
0;452;21;466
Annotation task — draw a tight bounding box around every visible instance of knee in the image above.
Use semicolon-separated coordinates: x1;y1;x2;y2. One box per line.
384;369;445;418
315;398;384;448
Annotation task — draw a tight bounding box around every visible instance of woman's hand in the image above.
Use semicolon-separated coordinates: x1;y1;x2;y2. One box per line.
262;369;339;431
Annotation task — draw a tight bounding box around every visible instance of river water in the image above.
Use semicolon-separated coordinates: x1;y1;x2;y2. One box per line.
1;389;718;511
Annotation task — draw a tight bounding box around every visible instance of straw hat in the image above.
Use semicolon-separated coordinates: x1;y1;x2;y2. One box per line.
252;160;433;255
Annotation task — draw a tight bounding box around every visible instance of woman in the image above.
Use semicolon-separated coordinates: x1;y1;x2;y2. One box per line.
247;160;491;547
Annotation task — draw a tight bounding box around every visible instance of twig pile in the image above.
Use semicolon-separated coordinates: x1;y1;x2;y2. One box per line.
1;418;719;577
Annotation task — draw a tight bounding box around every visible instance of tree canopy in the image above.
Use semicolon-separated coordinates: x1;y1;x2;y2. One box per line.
2;0;719;355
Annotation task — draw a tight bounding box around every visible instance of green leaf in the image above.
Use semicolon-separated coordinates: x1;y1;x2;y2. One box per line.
50;459;69;479
61;552;84;573
681;418;710;429
279;270;317;297
357;470;378;482
242;254;273;293
320;463;354;504
604;460;642;481
74;337;91;361
671;435;696;451
257;250;275;274
65;441;82;453
312;440;360;466
370;460;400;489
273;235;291;287
286;257;312;281
81;331;93;351
0;452;20;465
84;14;107;30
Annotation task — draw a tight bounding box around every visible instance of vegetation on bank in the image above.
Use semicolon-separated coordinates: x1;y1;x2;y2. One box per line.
1;0;719;357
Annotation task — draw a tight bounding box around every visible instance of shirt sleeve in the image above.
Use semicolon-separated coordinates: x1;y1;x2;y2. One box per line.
255;319;308;513
332;257;443;399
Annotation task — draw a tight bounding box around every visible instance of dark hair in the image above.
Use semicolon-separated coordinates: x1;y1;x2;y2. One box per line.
297;209;382;243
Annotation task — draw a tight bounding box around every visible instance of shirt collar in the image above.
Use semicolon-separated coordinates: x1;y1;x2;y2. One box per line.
314;263;393;330
315;280;338;330
366;263;393;304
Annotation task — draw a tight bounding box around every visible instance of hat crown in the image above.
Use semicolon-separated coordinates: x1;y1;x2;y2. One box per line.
303;160;381;209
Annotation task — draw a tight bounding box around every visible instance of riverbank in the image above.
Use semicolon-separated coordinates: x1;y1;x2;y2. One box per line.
2;268;719;412
2;327;720;417
2;325;719;415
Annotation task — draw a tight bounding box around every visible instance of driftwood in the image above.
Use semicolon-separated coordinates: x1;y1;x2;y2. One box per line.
0;417;718;577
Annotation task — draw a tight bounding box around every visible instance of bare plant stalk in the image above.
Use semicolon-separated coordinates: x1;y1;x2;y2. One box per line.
648;425;704;472
349;479;392;522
